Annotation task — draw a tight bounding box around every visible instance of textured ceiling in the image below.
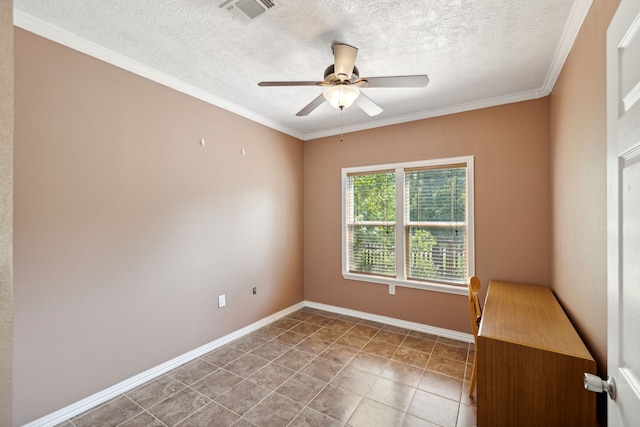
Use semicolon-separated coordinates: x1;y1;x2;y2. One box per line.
14;0;591;140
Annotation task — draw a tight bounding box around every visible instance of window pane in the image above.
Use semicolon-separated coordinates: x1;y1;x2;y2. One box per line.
347;171;396;276
351;172;396;222
406;226;466;283
405;167;467;283
408;168;466;222
349;225;395;276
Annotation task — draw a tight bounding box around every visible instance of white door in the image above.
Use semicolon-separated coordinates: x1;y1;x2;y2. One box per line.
606;0;640;425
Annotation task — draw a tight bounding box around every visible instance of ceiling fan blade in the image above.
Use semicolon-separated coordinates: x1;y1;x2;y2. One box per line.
333;43;358;81
296;94;326;116
357;75;430;88
355;93;383;117
258;81;323;87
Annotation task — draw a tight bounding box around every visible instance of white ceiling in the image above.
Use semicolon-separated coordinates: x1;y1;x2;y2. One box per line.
14;0;592;140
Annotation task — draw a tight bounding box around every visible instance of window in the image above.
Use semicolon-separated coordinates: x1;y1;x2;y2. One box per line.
342;156;474;293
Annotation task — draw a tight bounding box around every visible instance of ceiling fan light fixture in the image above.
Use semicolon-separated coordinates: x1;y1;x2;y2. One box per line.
323;85;360;110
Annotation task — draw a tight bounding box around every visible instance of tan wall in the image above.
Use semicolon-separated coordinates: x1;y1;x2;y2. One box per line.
13;29;304;424
1;0;14;425
550;0;619;423
304;99;552;333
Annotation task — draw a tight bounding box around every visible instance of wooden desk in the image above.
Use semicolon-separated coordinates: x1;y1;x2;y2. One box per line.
477;280;596;427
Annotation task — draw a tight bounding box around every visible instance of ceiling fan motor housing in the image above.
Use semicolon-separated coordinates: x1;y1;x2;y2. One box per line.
324;64;360;83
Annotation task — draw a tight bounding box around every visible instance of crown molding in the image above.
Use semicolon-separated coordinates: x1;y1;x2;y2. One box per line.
302;88;548;141
13;10;304;140
541;0;594;94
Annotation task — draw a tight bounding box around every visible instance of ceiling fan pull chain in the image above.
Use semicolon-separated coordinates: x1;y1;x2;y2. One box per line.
340;108;344;143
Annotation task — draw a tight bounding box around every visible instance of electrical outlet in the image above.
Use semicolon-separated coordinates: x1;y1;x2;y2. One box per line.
252;286;257;295
218;294;226;308
389;284;396;295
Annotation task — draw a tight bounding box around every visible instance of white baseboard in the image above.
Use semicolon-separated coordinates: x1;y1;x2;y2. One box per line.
22;302;305;427
23;300;470;426
304;301;473;344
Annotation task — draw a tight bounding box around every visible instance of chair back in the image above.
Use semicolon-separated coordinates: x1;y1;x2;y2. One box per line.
467;276;482;397
468;276;482;340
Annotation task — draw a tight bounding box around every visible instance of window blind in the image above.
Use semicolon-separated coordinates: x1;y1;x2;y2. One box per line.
404;166;467;284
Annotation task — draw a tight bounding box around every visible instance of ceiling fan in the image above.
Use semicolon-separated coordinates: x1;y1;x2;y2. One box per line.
258;43;430;117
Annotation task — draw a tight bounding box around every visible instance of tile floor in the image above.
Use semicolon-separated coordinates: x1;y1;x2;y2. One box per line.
55;307;477;427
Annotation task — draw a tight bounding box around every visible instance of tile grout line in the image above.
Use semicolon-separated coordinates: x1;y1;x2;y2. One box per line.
322;314;469;426
295;315;397;426
241;311;363;426
281;313;361;426
213;312;352;426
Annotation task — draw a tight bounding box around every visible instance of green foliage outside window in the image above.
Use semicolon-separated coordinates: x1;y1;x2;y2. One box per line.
352;172;396;222
350;172;396;276
407;168;466;222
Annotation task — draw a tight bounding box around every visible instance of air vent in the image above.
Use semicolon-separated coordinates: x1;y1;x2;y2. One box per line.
220;0;278;22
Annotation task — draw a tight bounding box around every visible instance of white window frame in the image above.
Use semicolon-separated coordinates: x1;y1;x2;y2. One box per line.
341;156;475;296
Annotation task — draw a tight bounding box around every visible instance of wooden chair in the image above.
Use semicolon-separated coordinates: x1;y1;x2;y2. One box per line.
468;275;482;397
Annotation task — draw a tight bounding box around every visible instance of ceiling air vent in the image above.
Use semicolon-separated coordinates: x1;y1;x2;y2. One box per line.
220;0;278;22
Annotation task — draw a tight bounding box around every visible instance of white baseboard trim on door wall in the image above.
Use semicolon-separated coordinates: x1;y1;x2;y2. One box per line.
23;300;471;426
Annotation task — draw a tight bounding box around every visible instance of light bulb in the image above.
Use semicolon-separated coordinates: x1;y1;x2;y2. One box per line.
323;85;360;110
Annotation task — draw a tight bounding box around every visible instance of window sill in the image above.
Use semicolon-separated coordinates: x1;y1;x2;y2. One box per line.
342;272;468;296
